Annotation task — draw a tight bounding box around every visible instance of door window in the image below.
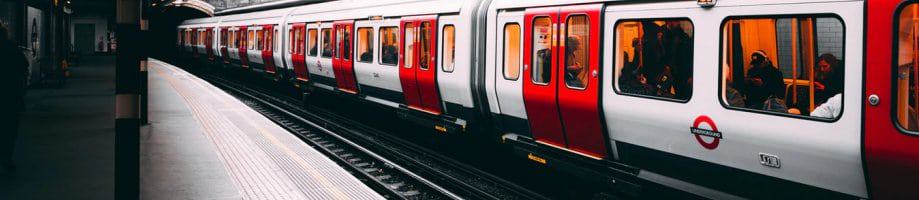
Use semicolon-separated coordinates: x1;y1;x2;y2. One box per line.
419;22;432;70
504;23;521;80
531;17;552;85
564;15;589;89
442;25;456;72
343;26;352;60
897;3;919;130
404;23;416;69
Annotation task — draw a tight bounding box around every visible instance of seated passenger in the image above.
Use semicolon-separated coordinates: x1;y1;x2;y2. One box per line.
565;36;587;88
381;45;397;64
309;45;317;56
742;50;785;110
360;51;372;62
811;93;842;118
322;42;332;57
815;53;844;104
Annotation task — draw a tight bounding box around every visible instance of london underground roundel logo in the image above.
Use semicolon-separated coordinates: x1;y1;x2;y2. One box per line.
690;115;722;150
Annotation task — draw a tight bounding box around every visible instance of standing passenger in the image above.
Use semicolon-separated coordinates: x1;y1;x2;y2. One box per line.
0;23;29;174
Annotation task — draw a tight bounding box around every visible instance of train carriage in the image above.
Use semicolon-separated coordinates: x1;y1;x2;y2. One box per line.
177;0;919;199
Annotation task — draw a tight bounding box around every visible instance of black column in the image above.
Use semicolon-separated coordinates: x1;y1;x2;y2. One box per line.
114;0;140;198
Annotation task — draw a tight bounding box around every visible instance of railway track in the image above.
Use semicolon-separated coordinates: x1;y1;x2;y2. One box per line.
201;73;551;200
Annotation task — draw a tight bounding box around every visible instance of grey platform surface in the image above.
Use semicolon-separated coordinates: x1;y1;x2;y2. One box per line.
0;56;116;199
141;59;383;200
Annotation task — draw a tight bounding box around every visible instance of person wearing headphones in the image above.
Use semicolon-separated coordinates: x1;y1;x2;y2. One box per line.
742;50;785;110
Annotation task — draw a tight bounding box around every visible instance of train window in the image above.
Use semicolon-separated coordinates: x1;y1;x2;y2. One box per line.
504;23;521;80
256;29;264;50
295;27;308;56
249;30;256;50
419;22;432;70
897;3;919;130
287;28;297;54
565;15;589;89
721;16;844;119
379;27;399;66
308;29;317;56
442;25;456;72
321;28;332;58
271;28;284;53
343;26;352;60
356;27;373;63
404;23;416;69
614;18;693;101
531;16;552;85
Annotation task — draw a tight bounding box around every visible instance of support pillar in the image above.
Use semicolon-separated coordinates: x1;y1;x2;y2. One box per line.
114;0;141;198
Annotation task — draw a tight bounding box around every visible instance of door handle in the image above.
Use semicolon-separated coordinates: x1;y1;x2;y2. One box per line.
591;70;598;78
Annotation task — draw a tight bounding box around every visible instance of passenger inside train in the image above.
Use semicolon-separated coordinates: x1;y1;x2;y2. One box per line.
565;15;589;89
322;29;332;58
380;27;398;65
358;28;373;62
721;16;845;119
615;19;693;100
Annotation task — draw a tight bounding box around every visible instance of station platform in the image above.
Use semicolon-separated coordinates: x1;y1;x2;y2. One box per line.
141;59;384;199
0;55;383;199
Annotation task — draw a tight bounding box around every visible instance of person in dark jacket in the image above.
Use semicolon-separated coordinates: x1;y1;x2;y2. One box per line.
0;23;29;174
814;53;844;105
742;50;785;110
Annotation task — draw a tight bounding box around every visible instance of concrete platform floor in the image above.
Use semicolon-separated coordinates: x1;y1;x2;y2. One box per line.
0;55;116;199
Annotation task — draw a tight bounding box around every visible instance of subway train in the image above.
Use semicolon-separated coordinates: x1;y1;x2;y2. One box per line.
176;0;919;199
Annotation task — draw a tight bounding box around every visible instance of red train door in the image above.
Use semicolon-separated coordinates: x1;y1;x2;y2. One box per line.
291;24;309;83
239;26;249;68
261;24;277;75
523;4;606;159
864;1;919;199
523;7;565;148
206;28;215;61
221;27;230;64
333;21;360;94
400;16;443;114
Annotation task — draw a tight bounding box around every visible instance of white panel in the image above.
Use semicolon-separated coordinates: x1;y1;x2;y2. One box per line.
353;19;403;93
494;11;526;119
601;1;866;197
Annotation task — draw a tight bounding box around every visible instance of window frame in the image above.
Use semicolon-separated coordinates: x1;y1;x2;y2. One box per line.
378;26;399;66
307;28;317;57
503;23;521;80
612;17;695;103
403;23;416;69
563;14;590;90
892;3;919;134
717;14;846;122
419;22;432;70
530;16;553;86
355;27;374;63
442;24;456;72
321;28;333;58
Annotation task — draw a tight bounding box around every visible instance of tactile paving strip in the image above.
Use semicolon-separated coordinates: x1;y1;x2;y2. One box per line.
150;59;384;200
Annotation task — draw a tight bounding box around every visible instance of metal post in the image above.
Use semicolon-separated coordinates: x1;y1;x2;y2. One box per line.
115;0;141;198
140;19;149;125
